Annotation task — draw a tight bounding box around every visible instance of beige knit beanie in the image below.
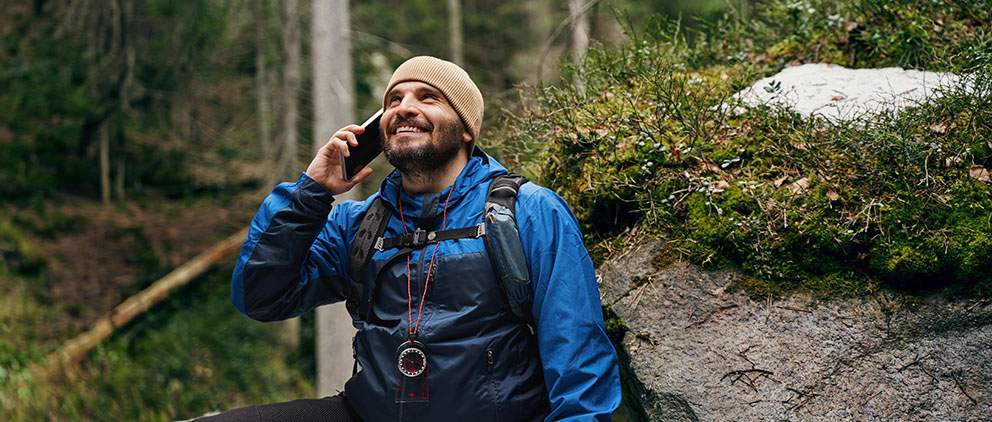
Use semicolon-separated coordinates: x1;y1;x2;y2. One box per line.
383;56;484;140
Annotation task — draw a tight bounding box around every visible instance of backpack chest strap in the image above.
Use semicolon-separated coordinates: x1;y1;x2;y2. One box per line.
375;224;486;252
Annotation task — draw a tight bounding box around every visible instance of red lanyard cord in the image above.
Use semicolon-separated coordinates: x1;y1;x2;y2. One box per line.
397;186;455;341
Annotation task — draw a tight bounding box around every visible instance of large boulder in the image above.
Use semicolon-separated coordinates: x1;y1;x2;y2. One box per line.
599;240;991;421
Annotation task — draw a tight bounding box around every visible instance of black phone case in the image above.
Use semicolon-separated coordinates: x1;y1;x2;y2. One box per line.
341;109;384;181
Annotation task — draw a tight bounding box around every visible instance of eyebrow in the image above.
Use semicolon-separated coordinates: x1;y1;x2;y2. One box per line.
386;85;446;102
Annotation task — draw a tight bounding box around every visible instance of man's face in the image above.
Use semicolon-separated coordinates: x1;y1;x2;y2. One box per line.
380;81;471;176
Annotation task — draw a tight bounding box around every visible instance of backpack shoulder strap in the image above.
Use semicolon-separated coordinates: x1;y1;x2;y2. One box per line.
348;196;392;296
484;173;535;330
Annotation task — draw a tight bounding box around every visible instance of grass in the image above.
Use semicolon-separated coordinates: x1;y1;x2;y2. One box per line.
494;0;992;298
0;256;314;421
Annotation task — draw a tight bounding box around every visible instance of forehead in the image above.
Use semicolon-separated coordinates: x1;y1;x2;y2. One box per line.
386;81;444;98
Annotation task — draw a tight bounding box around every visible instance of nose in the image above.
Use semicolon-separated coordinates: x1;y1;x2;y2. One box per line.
395;93;421;118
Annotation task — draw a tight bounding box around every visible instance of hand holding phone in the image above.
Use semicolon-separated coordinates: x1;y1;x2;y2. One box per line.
340;109;384;181
306;109;382;195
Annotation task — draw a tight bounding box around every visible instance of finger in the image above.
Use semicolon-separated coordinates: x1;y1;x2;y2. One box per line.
332;125;364;140
345;131;358;147
331;137;351;158
349;166;374;185
330;125;363;141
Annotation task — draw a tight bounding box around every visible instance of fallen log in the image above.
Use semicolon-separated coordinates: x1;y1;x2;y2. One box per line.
39;227;249;376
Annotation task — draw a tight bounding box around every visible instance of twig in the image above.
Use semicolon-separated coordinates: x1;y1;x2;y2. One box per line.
760;371;782;384
648;373;661;391
967;298;989;312
859;391;881;406
765;295;772;323
777;305;813;313
898;360;920;372
835;313;854;328
629;280;650;310
721;368;774;383
722;368;774;393
737;352;755;366
949;371;978;405
784;387;819;411
791;394;815;411
685;304;738;329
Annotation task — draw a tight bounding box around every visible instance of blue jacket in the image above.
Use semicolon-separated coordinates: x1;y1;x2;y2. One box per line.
231;150;621;421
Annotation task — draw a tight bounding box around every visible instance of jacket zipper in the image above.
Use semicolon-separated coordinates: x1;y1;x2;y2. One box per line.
486;349;501;421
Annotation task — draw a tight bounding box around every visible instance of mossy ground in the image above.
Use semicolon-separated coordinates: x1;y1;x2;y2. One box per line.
495;0;992;298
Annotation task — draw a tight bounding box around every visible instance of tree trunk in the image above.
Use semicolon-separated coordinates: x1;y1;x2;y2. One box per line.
272;0;301;185
312;0;358;398
100;123;110;204
568;0;590;92
312;0;355;155
267;0;304;349
115;142;125;200
255;0;275;158
447;0;464;66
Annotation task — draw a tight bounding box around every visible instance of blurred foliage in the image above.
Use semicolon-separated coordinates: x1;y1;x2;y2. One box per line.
498;0;992;297
0;0;249;202
0;262;313;421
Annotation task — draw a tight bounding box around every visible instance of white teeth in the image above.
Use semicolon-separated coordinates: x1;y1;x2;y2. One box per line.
396;126;426;134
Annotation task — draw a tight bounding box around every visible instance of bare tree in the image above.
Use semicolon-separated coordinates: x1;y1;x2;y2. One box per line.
568;0;590;92
255;0;276;159
448;0;464;66
312;0;358;397
55;0;136;203
272;0;302;186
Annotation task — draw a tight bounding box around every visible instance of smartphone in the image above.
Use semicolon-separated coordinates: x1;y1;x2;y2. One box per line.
340;109;384;181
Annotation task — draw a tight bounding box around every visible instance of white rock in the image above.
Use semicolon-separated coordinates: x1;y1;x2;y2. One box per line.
730;63;966;122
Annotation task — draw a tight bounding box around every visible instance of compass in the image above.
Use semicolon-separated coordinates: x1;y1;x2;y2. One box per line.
397;343;427;378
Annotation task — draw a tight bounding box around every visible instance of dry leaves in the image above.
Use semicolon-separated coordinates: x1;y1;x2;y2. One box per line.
788;177;810;194
970;165;991;183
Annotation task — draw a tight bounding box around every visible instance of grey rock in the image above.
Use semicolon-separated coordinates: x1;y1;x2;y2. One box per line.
599;240;992;421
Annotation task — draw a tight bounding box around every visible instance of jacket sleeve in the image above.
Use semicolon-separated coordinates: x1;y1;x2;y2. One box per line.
231;173;352;321
518;185;622;421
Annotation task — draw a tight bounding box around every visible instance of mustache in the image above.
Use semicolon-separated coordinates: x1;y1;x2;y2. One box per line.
386;116;434;134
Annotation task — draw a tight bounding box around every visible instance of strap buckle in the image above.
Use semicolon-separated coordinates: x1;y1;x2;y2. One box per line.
410;229;435;247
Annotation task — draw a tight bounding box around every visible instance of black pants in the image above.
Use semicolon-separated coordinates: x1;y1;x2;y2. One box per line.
194;393;362;422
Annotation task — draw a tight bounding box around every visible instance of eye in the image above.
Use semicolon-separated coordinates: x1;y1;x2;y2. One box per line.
388;95;401;105
422;93;440;102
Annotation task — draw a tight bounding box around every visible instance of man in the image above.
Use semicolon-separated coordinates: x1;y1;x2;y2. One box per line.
218;56;620;421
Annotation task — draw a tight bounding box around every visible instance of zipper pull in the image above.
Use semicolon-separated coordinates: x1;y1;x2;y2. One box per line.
487;349;495;373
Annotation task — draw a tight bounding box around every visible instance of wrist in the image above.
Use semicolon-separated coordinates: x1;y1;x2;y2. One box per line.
297;172;336;207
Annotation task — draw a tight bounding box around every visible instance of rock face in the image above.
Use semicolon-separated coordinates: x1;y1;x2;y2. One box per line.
599;240;992;421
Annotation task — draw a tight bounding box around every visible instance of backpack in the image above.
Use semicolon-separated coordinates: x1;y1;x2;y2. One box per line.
347;174;535;329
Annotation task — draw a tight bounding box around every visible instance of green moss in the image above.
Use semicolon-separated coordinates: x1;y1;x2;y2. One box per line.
602;305;629;345
869;242;942;287
498;0;992;298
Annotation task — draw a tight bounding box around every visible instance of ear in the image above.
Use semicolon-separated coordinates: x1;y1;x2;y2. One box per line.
462;131;473;143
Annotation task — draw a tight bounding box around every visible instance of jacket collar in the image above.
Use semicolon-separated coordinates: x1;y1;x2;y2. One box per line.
377;147;507;219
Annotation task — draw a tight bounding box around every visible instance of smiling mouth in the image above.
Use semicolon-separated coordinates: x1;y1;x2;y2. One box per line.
393;126;428;135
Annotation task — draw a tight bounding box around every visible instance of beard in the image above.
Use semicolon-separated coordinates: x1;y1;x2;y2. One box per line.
381;114;465;178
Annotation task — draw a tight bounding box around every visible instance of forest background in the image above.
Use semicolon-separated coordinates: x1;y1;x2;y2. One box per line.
1;0;990;420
